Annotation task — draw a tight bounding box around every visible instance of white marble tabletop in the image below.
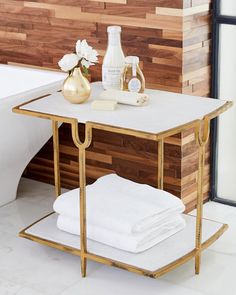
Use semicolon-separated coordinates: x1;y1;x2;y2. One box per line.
20;82;227;135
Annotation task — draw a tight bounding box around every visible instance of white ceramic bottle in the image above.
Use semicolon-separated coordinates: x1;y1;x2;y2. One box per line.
102;26;125;90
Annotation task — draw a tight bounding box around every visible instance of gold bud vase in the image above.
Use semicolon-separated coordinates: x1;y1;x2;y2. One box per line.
62;67;91;104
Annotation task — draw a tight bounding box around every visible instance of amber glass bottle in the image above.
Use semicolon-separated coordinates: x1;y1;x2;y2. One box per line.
121;56;145;93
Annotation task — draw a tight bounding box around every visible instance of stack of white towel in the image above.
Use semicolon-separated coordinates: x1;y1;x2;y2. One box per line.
53;174;186;253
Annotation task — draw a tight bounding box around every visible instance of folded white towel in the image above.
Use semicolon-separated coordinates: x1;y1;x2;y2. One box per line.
57;214;186;253
53;174;185;235
99;90;149;106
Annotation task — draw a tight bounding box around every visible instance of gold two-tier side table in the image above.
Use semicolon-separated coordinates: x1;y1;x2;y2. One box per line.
13;82;232;279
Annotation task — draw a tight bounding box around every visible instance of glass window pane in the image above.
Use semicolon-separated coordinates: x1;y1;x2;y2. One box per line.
220;0;236;16
217;24;236;201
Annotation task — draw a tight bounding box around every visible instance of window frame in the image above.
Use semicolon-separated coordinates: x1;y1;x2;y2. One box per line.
211;0;236;206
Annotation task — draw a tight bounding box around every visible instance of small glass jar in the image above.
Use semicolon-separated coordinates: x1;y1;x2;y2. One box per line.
121;56;145;93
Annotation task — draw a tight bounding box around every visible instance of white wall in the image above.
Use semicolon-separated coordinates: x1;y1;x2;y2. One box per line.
217;24;236;200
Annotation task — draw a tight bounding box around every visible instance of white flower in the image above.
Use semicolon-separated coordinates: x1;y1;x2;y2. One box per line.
86;48;99;63
81;59;93;68
58;53;79;72
76;39;98;68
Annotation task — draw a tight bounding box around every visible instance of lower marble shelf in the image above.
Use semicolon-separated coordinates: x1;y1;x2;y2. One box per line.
20;213;227;277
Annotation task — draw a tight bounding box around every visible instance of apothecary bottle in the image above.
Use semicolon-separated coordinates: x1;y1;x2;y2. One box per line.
102;26;125;90
121;56;145;93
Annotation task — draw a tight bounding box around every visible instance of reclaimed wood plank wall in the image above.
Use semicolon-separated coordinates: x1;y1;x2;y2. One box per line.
0;0;212;211
182;0;212;209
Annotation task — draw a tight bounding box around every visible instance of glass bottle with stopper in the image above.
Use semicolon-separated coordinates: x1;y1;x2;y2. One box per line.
121;56;145;93
102;26;125;90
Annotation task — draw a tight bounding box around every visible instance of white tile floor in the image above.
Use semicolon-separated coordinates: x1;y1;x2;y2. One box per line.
0;178;235;295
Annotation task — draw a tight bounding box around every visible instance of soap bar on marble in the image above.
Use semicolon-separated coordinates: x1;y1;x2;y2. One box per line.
91;100;117;111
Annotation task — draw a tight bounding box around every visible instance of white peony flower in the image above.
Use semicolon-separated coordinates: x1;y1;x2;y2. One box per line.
76;39;89;59
58;53;79;72
76;39;98;68
86;48;98;63
81;58;94;68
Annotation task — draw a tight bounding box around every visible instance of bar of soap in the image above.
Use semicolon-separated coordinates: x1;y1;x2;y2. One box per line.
91;100;117;111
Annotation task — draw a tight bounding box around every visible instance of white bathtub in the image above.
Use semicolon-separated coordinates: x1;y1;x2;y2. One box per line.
0;64;65;206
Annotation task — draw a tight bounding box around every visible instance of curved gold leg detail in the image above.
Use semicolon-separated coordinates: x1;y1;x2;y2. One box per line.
71;121;93;278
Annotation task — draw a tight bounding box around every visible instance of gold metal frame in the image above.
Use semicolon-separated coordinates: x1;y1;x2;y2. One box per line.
13;95;233;278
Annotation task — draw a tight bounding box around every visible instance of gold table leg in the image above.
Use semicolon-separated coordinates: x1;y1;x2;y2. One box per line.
158;139;164;190
79;147;87;277
195;119;210;274
71;121;92;278
52;120;61;197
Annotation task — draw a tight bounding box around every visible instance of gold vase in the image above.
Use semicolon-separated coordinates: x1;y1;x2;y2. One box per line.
62;67;91;104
